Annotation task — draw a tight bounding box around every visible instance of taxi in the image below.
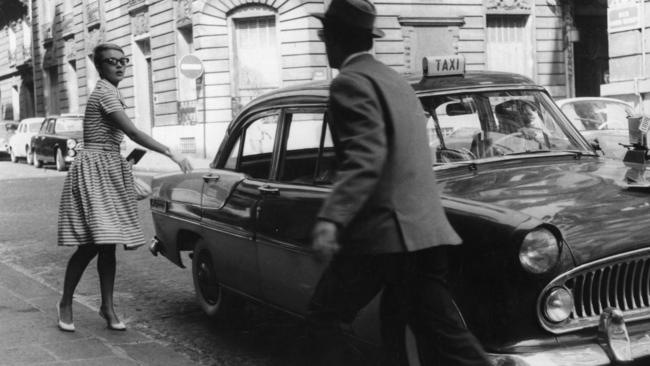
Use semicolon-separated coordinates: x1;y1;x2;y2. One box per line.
149;56;650;365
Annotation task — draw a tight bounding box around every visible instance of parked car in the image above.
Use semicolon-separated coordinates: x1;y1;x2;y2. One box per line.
8;117;46;163
0;120;19;156
556;97;635;160
30;114;83;171
148;56;650;366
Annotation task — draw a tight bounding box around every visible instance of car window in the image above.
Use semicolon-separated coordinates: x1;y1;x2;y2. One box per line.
55;118;83;133
561;100;632;131
42;119;54;134
28;122;42;133
426;98;482;163
225;112;279;179
420;90;587;164
278;111;335;184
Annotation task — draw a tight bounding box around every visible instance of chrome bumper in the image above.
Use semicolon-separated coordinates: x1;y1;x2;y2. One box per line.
487;321;650;366
149;236;160;256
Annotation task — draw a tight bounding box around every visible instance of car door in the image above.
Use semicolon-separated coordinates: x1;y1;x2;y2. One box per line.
255;108;335;314
33;119;52;158
16;122;27;155
42;118;57;162
200;110;281;299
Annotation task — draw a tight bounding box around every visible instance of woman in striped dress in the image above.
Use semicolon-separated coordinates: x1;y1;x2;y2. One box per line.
56;43;192;332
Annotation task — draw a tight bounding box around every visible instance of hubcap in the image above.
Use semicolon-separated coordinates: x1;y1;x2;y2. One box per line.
196;253;220;305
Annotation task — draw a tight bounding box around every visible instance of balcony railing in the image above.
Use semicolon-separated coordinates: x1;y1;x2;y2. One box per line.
8;50;17;66
64;39;77;62
175;0;192;29
129;0;147;8
87;0;100;25
42;22;53;43
62;12;75;37
178;100;197;125
132;10;149;37
22;45;31;62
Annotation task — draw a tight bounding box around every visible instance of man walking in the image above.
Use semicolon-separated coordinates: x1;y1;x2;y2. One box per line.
309;0;491;364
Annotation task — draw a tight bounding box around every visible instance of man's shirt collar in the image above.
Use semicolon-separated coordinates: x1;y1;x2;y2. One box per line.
341;51;371;68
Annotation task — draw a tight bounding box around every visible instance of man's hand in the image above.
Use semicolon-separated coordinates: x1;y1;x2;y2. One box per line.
312;220;340;261
519;127;537;139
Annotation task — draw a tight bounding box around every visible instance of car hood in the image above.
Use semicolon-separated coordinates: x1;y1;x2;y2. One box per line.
439;155;650;265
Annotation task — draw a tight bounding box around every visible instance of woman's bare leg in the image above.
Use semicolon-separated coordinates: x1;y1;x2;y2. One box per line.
60;245;99;323
97;244;122;324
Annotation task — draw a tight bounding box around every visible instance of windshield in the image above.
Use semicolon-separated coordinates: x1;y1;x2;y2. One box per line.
56;118;83;133
419;90;590;165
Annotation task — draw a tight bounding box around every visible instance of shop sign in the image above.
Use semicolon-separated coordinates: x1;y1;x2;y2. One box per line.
608;0;641;33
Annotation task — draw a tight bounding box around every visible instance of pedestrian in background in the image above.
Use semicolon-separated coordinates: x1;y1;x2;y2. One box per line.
56;43;192;332
309;0;491;364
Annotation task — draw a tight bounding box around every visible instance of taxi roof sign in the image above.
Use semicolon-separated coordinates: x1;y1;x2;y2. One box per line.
422;55;465;77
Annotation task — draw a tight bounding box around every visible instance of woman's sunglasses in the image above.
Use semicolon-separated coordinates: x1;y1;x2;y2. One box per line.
102;57;130;66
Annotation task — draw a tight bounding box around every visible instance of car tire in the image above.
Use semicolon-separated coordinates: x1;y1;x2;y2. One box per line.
9;148;17;163
191;240;244;320
33;151;41;168
55;148;66;171
26;147;33;165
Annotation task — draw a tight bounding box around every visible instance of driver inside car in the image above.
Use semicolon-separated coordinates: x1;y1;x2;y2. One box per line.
518;102;548;143
490;100;550;154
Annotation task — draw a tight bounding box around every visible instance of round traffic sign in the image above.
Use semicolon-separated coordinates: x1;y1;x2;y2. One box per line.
179;54;204;79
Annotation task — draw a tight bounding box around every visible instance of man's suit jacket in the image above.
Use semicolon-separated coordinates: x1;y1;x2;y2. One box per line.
318;53;462;254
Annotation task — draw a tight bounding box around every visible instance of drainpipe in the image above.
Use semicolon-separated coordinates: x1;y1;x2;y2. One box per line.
28;0;38;117
640;0;646;114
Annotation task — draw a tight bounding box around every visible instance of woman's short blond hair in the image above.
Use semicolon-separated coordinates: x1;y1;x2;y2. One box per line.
92;43;124;73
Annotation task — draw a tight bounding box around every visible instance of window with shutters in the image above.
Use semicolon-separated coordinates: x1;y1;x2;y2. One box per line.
486;15;534;78
229;6;281;115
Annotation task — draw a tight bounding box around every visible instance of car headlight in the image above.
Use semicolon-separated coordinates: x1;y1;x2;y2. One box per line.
543;287;574;323
66;139;77;149
518;228;559;274
67;149;76;157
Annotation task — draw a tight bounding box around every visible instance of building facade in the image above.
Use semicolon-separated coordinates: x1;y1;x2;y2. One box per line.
3;0;596;157
0;5;35;122
601;0;650;112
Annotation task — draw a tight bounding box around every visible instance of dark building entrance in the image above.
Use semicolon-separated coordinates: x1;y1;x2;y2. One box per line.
573;0;608;97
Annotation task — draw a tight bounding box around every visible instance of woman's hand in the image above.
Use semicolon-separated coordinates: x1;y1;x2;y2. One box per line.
170;153;193;173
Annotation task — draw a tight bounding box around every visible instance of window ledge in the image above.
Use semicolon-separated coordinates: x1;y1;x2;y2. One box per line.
399;16;465;27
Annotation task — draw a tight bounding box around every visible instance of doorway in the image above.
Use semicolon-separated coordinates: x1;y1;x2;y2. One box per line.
573;2;608;97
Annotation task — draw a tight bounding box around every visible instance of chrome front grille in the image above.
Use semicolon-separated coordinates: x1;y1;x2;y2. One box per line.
539;248;650;334
568;259;650;318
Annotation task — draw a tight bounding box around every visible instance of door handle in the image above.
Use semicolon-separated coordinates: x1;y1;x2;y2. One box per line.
202;174;220;183
258;185;279;195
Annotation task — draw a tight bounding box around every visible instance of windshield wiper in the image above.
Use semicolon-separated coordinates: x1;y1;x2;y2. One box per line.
502;150;552;156
503;150;593;158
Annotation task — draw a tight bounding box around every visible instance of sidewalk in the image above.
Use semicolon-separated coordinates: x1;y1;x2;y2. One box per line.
0;261;197;366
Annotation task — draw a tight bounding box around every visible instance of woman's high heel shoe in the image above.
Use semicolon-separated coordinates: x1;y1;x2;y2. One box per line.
56;302;75;332
98;309;126;331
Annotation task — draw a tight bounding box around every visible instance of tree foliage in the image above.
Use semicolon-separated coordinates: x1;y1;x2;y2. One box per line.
0;0;28;27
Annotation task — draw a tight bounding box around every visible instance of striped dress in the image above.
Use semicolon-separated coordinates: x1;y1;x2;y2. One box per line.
57;79;145;249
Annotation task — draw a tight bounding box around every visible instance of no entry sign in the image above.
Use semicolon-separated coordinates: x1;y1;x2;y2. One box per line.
179;54;204;79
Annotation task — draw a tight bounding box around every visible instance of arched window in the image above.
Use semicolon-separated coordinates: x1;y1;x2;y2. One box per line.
229;5;281;112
